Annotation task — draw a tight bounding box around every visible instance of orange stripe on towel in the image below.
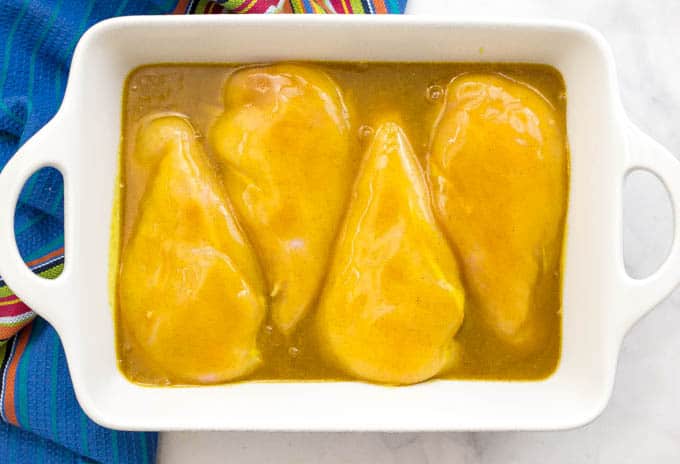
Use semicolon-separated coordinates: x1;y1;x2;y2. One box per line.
373;0;387;13
26;247;64;267
172;0;191;14
3;323;33;426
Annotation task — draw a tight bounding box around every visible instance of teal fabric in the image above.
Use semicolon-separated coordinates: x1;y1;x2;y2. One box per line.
0;3;170;462
1;320;157;463
0;1;409;462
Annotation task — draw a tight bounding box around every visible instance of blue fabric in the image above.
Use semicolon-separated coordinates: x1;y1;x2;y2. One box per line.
0;1;410;462
1;421;95;464
0;2;174;462
2;0;175;264
1;319;158;463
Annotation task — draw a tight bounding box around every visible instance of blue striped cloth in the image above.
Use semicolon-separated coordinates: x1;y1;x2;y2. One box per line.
0;1;408;462
1;319;157;464
1;2;174;462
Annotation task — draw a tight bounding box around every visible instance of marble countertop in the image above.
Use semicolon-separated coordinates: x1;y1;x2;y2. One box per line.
160;1;680;462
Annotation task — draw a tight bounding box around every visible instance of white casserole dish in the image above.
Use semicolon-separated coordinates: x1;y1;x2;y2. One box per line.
0;15;679;432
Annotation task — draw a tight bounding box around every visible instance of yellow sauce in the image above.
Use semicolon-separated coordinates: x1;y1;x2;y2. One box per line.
116;62;569;385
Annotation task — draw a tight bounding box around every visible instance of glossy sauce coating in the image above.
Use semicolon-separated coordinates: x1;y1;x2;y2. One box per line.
118;116;266;384
428;74;567;353
316;121;465;384
210;64;357;336
116;63;568;385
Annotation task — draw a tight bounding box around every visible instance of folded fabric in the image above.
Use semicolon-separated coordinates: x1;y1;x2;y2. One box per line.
0;0;406;462
174;0;407;13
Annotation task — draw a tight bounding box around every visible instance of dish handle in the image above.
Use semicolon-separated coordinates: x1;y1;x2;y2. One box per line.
0;117;73;332
619;120;680;334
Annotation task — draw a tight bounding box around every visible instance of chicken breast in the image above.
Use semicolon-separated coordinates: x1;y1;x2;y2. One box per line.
209;64;357;336
427;74;567;352
119;116;267;384
316;122;465;385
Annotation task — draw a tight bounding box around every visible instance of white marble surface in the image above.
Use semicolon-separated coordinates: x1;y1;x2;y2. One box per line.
159;1;680;462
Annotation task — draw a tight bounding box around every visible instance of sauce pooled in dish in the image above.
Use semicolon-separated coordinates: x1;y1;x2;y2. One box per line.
115;63;569;385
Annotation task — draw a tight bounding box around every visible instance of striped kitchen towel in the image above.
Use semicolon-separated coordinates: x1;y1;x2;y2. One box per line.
0;0;406;463
174;0;407;13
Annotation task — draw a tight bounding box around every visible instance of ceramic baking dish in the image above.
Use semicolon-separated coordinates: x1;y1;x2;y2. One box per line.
0;15;679;431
